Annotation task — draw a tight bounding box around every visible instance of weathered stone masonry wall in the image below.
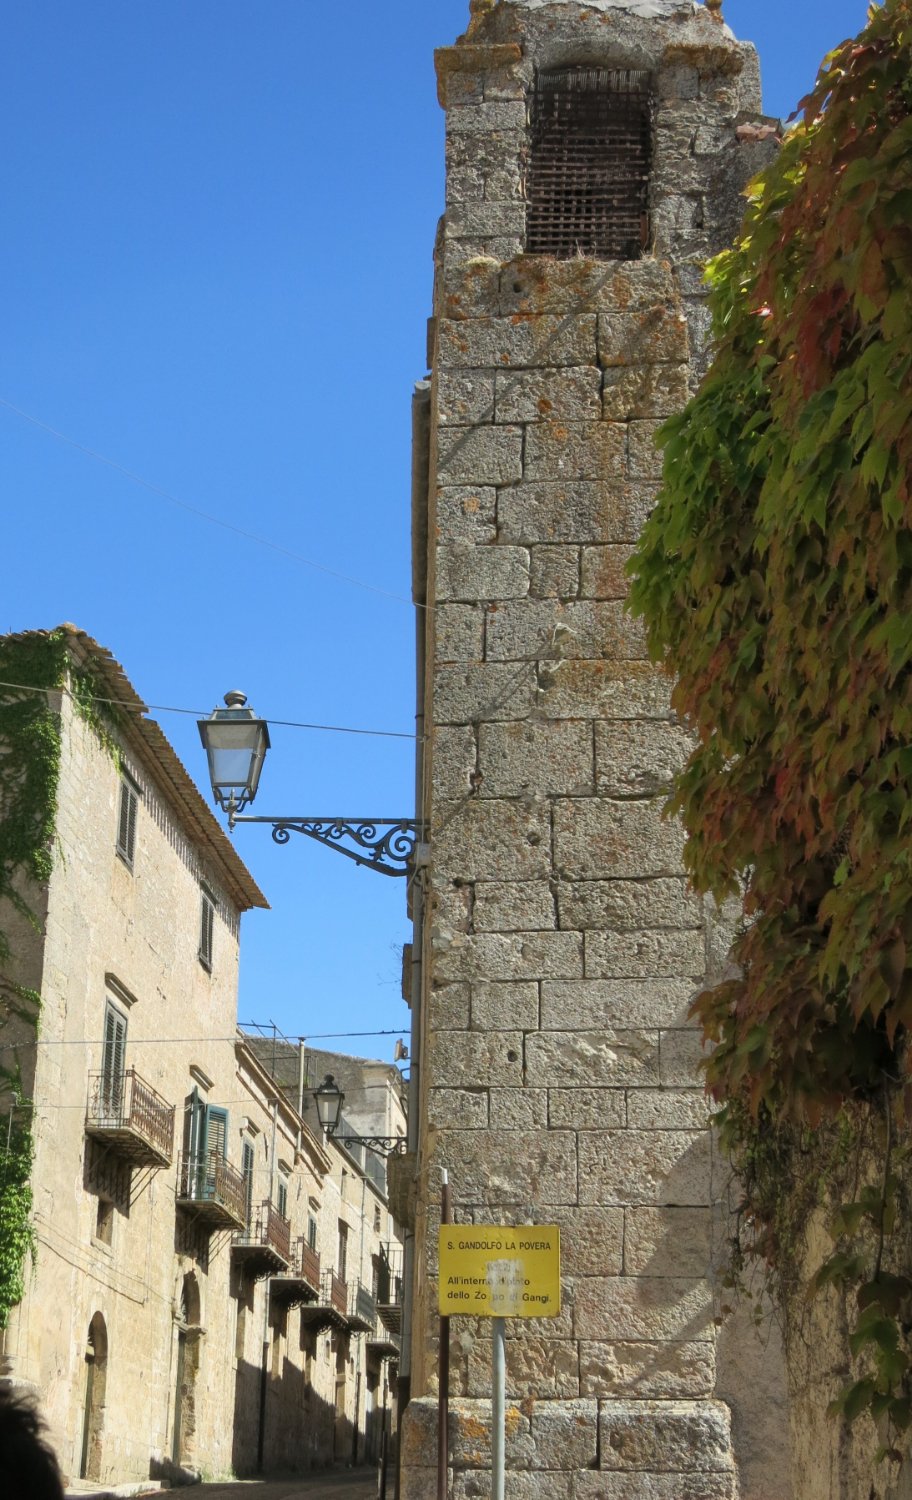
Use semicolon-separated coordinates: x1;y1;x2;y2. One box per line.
405;4;788;1498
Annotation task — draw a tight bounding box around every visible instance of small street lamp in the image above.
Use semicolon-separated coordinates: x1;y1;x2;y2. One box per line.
312;1074;405;1158
198;692;425;878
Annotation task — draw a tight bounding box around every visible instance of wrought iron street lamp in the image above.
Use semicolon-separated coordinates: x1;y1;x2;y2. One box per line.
198;692;424;878
312;1074;405;1158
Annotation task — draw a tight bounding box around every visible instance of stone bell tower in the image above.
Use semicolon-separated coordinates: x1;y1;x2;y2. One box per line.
404;2;789;1495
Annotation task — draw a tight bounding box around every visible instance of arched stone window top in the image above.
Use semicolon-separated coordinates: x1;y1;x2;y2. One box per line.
526;64;653;260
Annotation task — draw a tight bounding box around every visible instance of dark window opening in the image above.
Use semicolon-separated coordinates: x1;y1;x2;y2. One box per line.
95;1198;114;1245
526;66;652;260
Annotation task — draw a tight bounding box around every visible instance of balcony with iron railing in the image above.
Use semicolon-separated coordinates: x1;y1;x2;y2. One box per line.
271;1238;322;1307
347;1281;377;1333
232;1198;291;1275
299;1266;350;1334
377;1246;404;1337
85;1069;175;1168
176;1151;246;1230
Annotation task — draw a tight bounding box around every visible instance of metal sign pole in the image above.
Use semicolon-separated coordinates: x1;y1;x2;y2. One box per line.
437;1170;451;1500
492;1316;506;1500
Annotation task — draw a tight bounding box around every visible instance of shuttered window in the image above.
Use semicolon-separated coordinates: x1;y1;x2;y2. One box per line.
277;1172;289;1220
116;777;139;869
199;887;215;971
526;66;652;260
242;1139;255;1227
101;1002;127;1114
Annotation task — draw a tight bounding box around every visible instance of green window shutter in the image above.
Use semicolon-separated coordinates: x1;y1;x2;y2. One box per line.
116;779;139;867
199;889;215;970
205;1105;228;1160
277;1176;288;1220
242;1140;255;1226
102;1003;127;1113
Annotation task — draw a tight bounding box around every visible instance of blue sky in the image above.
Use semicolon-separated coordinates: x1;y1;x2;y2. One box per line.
1;0;870;1061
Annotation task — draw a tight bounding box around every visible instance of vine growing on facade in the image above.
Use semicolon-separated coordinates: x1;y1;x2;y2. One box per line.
628;0;912;1453
0;630;114;1328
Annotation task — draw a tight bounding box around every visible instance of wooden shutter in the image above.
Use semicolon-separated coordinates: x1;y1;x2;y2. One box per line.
242;1140;255;1226
199;889;215;970
205;1105;228;1160
102;1003;127;1113
526;66;652;261
116;780;138;867
277;1174;288;1220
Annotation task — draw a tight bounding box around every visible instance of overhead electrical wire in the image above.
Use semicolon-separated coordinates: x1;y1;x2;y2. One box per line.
0;676;420;742
0;394;427;610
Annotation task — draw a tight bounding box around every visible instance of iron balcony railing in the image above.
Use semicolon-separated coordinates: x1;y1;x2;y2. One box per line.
233;1199;291;1265
85;1069;175;1166
347;1281;377;1332
297;1240;321;1292
323;1268;348;1318
176;1151;246;1228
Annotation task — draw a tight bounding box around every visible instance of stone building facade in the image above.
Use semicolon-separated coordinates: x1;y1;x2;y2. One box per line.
0;626;402;1485
403;3;789;1496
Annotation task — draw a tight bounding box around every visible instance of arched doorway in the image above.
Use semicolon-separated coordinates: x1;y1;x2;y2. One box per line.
80;1312;108;1481
172;1273;202;1468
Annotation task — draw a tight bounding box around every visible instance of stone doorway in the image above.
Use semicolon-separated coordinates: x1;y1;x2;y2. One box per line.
172;1272;202;1467
79;1312;108;1481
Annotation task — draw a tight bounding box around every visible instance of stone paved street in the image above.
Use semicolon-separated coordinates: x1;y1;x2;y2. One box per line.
191;1470;378;1500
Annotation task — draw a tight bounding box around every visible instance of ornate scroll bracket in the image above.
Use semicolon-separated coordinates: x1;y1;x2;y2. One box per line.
230;816;425;877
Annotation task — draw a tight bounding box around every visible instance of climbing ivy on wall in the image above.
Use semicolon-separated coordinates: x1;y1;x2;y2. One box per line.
0;630;114;1329
628;0;912;1455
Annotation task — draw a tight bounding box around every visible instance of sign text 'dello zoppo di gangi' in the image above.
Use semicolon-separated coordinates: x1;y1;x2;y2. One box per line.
438;1224;561;1318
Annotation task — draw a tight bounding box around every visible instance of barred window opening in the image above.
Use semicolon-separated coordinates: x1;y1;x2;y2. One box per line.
526;66;652;261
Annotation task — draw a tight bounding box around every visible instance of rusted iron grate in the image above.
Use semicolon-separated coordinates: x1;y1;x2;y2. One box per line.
526;66;652;261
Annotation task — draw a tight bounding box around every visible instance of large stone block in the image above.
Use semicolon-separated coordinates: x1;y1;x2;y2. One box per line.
428;981;471;1030
441;257;503;320
531;1399;598;1469
436;930;584;982
497;256;676;317
557;877;702;932
580;1340;715;1399
537;661;673;721
598;307;689;368
471;980;540;1030
553;799;686;880
598;1400;734;1473
524;421;626;482
529;545;580;599
466;1337;581;1401
434;664;536;724
659;1028;710;1086
437;542;529;602
578;1129;712;1206
494;367;601;424
438;370;496;426
436;486;498;544
446;203;527;240
431;725;477;800
437;427;524;486
427;1030;524;1089
485;599;648;663
526;1030;660;1089
434;798;551;880
497;481;658;546
438;315;597;369
489;1087;548;1130
473;879;556;932
548;1087;626;1131
626;1089;713;1132
578;544;634;600
557;1205;624;1276
446;101;527;134
628;419;667;479
595;720;696;797
454;1474;573;1500
602;362;690;421
478;719;593;797
436;603;485;662
575;1473;735;1500
428;1087;489;1129
583;930;705;981
624;1206;713;1277
436;1128;579;1205
542;978;698;1029
573;1277;714;1342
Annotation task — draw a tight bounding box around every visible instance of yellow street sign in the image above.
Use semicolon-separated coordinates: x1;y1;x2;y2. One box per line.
438;1224;561;1318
